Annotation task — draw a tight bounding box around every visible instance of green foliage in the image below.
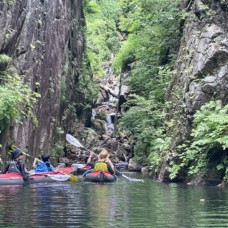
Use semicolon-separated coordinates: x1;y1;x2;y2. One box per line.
0;56;40;130
50;127;65;163
77;57;99;110
114;0;181;98
6;0;15;8
119;94;166;164
84;0;121;77
0;54;11;63
116;0;181;167
178;100;228;179
113;34;136;72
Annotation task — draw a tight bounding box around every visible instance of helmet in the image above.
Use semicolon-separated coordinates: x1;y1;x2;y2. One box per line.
12;149;23;159
41;154;50;162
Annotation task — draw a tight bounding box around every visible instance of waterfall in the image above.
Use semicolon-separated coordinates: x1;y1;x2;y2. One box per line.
92;109;96;119
106;113;114;134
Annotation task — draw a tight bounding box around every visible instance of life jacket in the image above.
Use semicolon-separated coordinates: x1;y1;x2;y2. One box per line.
34;161;54;173
93;162;108;172
7;160;21;173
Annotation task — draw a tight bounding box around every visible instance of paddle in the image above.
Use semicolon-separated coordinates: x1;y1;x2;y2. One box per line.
66;134;144;182
23;152;78;182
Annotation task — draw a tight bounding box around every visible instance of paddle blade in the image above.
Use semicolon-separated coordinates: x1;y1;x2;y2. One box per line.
48;174;70;182
115;169;144;182
65;173;78;182
122;174;144;182
66;134;84;149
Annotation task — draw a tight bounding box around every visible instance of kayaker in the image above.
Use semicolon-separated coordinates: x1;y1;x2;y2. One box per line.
2;149;30;181
33;154;58;173
86;149;115;175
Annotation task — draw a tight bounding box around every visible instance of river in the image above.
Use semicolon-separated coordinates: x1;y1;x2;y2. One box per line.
0;173;228;227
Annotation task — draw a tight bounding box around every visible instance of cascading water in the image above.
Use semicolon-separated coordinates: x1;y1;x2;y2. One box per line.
106;113;114;134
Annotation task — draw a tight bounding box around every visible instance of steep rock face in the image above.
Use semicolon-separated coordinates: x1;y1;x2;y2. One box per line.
0;0;85;158
159;0;228;182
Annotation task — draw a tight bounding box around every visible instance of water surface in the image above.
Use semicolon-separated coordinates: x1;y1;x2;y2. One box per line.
0;173;228;227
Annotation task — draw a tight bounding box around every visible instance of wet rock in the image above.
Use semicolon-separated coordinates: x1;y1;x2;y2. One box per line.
141;166;157;179
91;119;107;136
128;158;142;172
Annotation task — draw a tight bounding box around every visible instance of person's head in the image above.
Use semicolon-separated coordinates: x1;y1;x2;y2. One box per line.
11;149;23;160
98;149;109;162
41;154;50;162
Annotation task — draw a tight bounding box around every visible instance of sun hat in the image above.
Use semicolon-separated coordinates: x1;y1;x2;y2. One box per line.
12;149;23;159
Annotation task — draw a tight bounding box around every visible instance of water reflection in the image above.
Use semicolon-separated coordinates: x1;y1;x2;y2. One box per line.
0;175;227;227
0;185;24;226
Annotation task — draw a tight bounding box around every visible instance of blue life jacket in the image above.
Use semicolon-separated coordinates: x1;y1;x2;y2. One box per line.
34;161;55;173
8;161;21;173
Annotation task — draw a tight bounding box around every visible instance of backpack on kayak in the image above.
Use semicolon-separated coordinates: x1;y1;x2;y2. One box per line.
94;162;108;172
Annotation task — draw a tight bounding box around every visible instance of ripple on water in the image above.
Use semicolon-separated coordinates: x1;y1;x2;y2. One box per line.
0;175;228;227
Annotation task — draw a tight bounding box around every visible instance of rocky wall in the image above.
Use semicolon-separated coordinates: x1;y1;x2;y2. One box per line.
159;0;228;182
0;0;85;160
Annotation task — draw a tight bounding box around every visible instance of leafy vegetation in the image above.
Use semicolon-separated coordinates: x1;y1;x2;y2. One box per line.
0;54;40;131
84;0;182;166
76;56;99;112
6;0;15;8
115;0;182;165
83;0;121;77
50;126;65;164
175;100;228;180
85;0;228;182
0;54;11;63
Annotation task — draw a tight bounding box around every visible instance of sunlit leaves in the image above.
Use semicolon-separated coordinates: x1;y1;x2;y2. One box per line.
114;0;181;98
84;0;121;77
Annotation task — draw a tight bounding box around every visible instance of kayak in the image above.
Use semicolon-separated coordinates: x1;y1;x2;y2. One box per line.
72;163;92;175
0;167;76;185
115;161;128;170
84;170;117;183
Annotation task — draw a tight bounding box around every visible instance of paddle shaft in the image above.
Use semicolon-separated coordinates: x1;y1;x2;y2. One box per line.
23;152;42;162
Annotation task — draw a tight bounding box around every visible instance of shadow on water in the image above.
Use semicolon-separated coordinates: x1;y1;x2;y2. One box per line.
0;174;228;227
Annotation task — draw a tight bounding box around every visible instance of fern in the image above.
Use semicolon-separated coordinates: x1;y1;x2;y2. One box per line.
180;100;228;178
0;54;11;64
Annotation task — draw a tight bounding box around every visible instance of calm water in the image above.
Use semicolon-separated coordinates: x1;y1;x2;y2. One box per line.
0;173;228;228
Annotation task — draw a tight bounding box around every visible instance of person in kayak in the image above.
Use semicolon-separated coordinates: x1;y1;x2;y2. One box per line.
2;149;30;181
33;154;58;173
86;149;115;175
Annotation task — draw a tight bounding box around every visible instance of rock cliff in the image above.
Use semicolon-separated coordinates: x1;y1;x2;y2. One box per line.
159;0;228;183
0;0;87;160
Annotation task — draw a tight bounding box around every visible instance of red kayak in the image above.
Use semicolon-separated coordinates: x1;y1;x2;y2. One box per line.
84;170;117;183
72;163;92;175
0;167;76;185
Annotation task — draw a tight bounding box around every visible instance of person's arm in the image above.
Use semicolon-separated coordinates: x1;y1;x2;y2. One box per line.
32;158;38;168
87;151;94;164
107;163;115;175
17;161;29;180
50;164;57;172
106;156;115;174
